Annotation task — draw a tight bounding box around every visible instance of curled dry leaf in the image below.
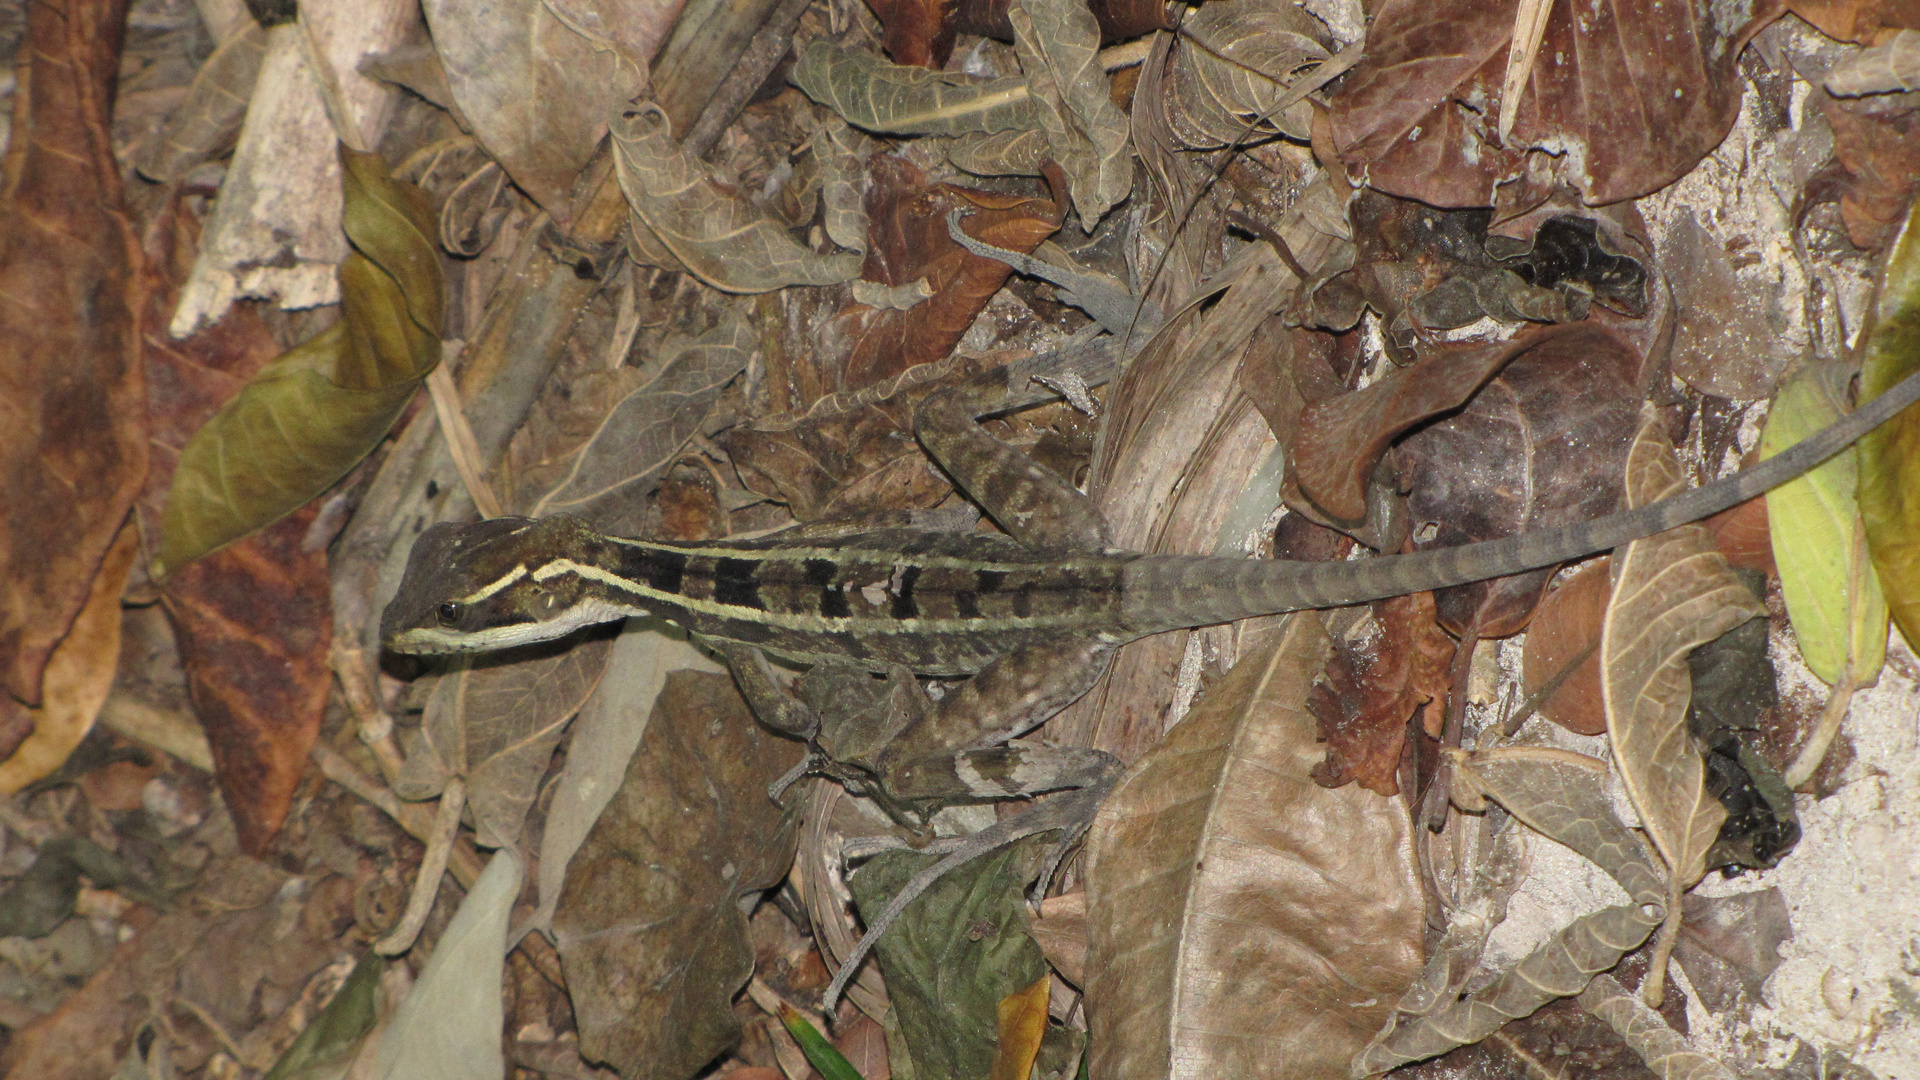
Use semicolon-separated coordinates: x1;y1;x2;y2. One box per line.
1356;748;1668;1074
1085;614;1424;1080
1763;364;1887;688
1307;590;1455;796
158;148;443;574
400;630;615;850
551;671;801;1080
1165;0;1329;148
613;103;860;293
789;39;1038;136
1009;0;1132;228
1858;193;1920;650
0;0;148;706
1604;412;1762;890
1328;0;1769;207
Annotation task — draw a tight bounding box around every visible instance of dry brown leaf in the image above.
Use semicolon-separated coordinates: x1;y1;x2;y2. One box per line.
1520;560;1611;736
991;975;1051;1080
1085;614;1424;1080
789;39;1038;136
0;0;149;706
1009;0;1132;228
130;20;268;183
0;522;139;795
1308;591;1456;795
1165;0;1329;148
1604;413;1763;890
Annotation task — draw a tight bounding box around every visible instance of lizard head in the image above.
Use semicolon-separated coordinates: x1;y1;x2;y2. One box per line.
380;515;635;656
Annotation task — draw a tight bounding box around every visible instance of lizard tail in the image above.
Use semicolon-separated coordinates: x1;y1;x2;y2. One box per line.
1120;365;1920;634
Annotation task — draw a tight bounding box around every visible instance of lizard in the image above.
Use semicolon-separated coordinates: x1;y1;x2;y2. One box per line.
381;356;1920;1005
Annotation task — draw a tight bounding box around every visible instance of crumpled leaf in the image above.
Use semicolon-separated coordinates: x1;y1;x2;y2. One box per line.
529;624;721;935
612;102;860;293
551;671;801;1080
400;631;615;850
0;0;148;706
1520;560;1610;736
1355;748;1668;1074
1307;591;1455;796
848;844;1055;1080
0;523;137;795
1085;614;1424;1080
1399;322;1644;636
1165;0;1329;148
1328;0;1770;207
421;0;661;213
1009;0;1132;228
526;312;751;526
1858;192;1920;650
1826;28;1920;95
1816;87;1920;251
366;850;521;1080
1604;412;1762;889
158;148;442;574
790;38;1038;135
131;19;268;183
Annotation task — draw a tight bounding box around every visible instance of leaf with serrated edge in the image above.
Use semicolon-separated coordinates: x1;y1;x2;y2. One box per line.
789;39;1037;135
1085;614;1424;1080
1604;411;1759;889
611;104;859;293
1859;194;1920;650
1762;365;1887;687
1009;0;1132;228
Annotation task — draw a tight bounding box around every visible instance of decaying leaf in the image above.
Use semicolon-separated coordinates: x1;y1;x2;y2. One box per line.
947;127;1053;178
1606;414;1763;887
131;20;269;183
1520;560;1610;736
1008;0;1132;228
1356;748;1668;1073
1665;209;1790;400
790;38;1038;135
526;311;752;526
551;671;801;1080
1307;591;1455;796
815;117;878;255
1085;614;1424;1080
1672;889;1793;1013
0;0;148;706
849;844;1057;1080
992;975;1054;1080
0;522;138;795
1858;192;1920;650
867;0;957;68
1817;87;1920;251
1165;0;1329;148
158;148;442;574
613;103;860;293
1577;973;1738;1080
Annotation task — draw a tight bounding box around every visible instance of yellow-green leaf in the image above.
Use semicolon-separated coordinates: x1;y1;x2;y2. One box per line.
1859;194;1920;650
158;148;442;574
1762;365;1888;686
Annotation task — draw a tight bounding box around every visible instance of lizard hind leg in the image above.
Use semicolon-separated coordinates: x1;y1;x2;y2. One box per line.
913;380;1111;552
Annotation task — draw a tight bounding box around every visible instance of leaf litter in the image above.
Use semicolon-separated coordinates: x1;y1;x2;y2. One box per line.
2;0;1919;1078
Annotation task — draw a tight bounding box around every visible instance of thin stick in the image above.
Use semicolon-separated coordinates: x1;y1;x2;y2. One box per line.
376;776;467;955
426;360;505;518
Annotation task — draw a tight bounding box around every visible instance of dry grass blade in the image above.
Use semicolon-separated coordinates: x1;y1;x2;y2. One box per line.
1085;614;1424;1080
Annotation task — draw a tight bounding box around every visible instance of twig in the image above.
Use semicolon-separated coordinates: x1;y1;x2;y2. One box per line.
1785;671;1864;789
426;359;505;519
312;743;483;888
375;776;467;955
328;643;408;785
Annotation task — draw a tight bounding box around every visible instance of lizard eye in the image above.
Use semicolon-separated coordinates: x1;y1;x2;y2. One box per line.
436;602;464;627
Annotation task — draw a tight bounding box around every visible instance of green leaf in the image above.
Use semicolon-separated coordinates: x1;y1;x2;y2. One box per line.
1859;194;1920;650
1762;365;1887;687
846;844;1049;1080
158;147;442;575
262;953;384;1080
778;1003;868;1080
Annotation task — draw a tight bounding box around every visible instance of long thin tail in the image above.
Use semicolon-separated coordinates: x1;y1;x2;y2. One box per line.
1122;366;1920;633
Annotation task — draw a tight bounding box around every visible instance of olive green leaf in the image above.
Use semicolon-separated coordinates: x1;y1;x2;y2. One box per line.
789;39;1038;136
158;148;442;575
1858;194;1920;650
611;103;860;293
1762;364;1887;687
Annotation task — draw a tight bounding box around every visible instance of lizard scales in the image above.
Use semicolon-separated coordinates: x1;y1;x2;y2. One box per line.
382;363;1920;668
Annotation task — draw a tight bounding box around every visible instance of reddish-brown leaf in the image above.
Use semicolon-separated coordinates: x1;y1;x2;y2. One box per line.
1817;88;1920;252
870;0;958;68
1309;592;1456;795
1397;322;1645;636
1705;494;1775;577
1786;0;1920;43
1520;559;1611;735
832;156;1066;390
1328;0;1778;207
139;198;335;855
0;0;148;705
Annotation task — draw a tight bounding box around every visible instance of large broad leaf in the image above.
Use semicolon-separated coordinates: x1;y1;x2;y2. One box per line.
1762;365;1887;688
1603;412;1762;890
790;39;1038;135
158;148;443;574
1858;193;1920;649
551;671;801;1080
1084;614;1424;1080
1008;0;1131;228
0;0;147;705
612;103;860;293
